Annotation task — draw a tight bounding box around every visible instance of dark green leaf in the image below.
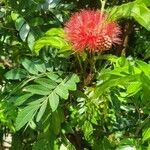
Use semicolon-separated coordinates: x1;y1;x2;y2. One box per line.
23;84;50;95
5;68;27;80
51;111;61;135
34;78;57;90
29;17;44;26
22;58;38;75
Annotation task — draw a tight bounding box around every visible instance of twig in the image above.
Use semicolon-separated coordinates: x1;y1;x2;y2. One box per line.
76;54;84;73
135;115;150;137
100;0;107;17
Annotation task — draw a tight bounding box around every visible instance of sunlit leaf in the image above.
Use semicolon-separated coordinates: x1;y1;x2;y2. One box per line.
34;36;71;54
143;127;150;141
45;28;64;37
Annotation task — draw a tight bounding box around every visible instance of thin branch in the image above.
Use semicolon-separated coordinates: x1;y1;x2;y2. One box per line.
100;0;107;13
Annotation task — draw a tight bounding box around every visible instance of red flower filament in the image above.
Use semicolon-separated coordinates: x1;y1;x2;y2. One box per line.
64;10;121;52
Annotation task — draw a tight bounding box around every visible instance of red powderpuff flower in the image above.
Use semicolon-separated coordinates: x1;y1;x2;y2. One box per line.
64;10;122;52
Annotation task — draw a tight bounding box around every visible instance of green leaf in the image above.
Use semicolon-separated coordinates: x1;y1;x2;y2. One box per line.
82;121;93;140
140;73;150;103
4;68;27;80
143;127;150;141
29;120;37;129
119;138;137;146
108;2;150;30
55;84;69;100
34;78;57;90
116;145;136;150
136;60;150;76
11;12;19;21
0;11;4;18
19;23;30;41
108;2;133;20
15;93;33;106
15;17;25;31
22;58;38;75
45;28;64;37
32;139;50;150
65;74;80;91
33;28;71;54
16;105;39;130
34;36;71;54
65;80;77;91
29;17;44;26
23;84;50;95
34;61;46;73
132;4;150;31
127;82;141;96
46;72;60;82
93;137;113;150
95;74;139;99
136;0;150;7
27;32;35;50
49;92;59;112
51;111;61;135
54;74;79;99
36;100;48;122
28;98;44;105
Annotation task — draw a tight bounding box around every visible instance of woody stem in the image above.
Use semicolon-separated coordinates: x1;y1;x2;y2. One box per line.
76;54;84;73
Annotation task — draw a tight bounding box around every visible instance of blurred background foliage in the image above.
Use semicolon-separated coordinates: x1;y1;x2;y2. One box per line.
0;0;150;149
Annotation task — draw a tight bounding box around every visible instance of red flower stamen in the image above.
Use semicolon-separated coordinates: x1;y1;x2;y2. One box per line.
64;10;121;52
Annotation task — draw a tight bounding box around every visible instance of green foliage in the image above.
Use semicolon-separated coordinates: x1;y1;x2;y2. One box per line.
34;28;71;55
143;127;150;142
5;68;27;80
95;57;150;102
108;0;150;30
4;58;79;131
0;101;16;131
0;0;150;149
